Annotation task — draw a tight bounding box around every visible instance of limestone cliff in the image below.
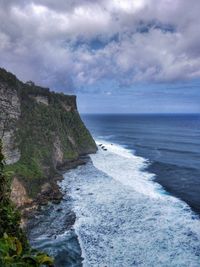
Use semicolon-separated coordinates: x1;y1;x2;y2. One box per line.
0;68;97;208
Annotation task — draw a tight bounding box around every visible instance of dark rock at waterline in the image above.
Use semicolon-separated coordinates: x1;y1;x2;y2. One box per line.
57;208;62;212
52;199;62;205
65;211;76;230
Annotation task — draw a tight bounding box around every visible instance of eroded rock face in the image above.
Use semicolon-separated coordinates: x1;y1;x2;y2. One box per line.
0;82;21;164
33;96;49;105
62;103;73;112
53;136;64;167
11;178;32;208
2;130;20;164
68;135;76;146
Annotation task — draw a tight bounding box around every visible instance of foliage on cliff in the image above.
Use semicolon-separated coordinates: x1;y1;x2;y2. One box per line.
0;140;26;243
0;67;97;198
0;140;54;266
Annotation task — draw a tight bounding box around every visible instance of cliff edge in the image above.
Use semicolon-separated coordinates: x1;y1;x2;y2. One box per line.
0;68;97;210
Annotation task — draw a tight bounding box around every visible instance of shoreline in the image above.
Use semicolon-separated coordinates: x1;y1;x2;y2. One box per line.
20;156;90;226
64;141;200;266
97;139;200;217
26;156;91;266
27;141;200;266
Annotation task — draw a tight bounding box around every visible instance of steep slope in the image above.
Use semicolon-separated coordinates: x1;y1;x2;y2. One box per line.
0;140;54;266
0;68;97;208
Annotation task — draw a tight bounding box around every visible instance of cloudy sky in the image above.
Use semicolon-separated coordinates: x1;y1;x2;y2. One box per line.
0;0;200;113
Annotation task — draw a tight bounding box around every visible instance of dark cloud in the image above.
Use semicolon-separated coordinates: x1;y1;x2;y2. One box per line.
0;0;200;92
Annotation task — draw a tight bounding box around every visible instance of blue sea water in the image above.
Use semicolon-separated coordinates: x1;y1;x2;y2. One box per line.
29;114;200;266
81;114;200;214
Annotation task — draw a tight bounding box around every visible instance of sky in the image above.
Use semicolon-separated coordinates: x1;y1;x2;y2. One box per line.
0;0;200;113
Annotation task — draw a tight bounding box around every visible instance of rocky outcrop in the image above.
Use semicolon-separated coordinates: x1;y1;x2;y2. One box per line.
0;67;97;209
53;136;64;167
2;130;21;164
33;95;49;105
0;79;21;164
11;177;32;208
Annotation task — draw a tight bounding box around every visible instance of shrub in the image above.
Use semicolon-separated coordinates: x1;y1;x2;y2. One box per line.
0;140;54;266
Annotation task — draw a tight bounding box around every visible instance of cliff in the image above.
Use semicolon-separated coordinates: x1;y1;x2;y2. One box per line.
0;140;54;266
0;68;97;209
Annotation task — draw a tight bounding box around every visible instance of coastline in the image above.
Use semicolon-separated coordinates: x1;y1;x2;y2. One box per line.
82;113;200;218
26;156;91;267
27;140;200;266
19;156;90;225
66;141;200;266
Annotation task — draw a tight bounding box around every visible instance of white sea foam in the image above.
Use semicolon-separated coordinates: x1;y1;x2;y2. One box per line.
93;140;166;198
61;140;200;267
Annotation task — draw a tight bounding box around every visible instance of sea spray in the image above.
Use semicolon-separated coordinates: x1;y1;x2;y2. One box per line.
64;142;200;266
29;142;200;266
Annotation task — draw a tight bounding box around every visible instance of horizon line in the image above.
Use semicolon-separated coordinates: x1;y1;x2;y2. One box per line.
80;112;200;115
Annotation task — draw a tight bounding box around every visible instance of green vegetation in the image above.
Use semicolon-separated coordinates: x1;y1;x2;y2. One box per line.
0;67;96;266
0;140;54;266
0;234;53;267
0;68;21;88
1;67;96;198
0;140;26;245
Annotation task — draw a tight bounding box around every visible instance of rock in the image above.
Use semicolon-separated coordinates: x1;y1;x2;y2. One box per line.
33;95;49;105
26;81;35;86
52;199;61;205
0;80;21;164
57;208;62;212
53;136;64;167
11;178;32;208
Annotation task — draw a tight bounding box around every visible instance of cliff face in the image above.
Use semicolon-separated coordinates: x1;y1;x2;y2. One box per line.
0;68;97;207
0;73;21;165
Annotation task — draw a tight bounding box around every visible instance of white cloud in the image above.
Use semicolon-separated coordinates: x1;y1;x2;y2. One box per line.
0;0;200;92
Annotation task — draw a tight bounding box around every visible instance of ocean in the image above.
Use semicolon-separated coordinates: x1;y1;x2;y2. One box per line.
29;114;200;267
82;114;200;214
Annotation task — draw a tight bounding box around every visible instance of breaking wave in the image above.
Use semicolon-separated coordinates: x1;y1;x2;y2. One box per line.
61;141;200;267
